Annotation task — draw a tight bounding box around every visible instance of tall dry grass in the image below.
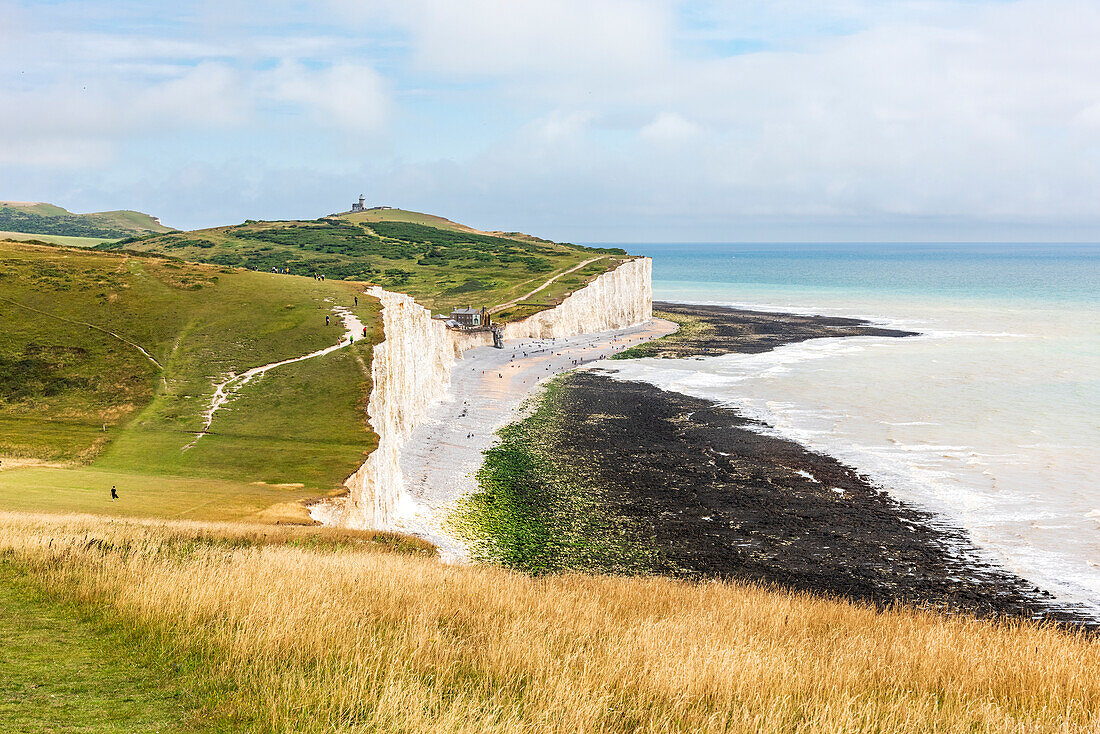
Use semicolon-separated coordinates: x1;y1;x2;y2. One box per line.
1;511;1097;733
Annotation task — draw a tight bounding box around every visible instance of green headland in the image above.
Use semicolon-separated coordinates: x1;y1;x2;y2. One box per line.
100;206;626;318
0;205;625;524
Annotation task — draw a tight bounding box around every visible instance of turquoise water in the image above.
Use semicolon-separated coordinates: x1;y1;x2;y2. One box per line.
634;242;1100;305
600;243;1100;612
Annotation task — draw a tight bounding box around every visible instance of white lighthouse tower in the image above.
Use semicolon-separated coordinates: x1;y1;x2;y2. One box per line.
351;194;366;212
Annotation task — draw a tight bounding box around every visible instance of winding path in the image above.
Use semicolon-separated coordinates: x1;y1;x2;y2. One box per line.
183;306;365;450
488;257;605;314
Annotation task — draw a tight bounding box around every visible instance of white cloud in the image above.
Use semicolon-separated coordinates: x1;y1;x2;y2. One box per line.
0;61;250;166
0;23;391;167
528;110;595;144
5;0;1100;239
453;0;1100;225
639;112;701;142
266;61;389;131
361;0;673;79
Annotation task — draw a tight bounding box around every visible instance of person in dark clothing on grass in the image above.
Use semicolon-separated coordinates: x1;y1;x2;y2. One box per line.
110;486;118;501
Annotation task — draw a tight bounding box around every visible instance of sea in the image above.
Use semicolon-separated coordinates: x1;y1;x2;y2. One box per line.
600;243;1100;614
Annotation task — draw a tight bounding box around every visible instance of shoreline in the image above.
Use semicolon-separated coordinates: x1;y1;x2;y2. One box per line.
391;318;678;561
465;302;1097;628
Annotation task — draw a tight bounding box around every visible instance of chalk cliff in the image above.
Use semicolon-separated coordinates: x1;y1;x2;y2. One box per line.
315;257;652;531
312;287;457;529
503;257;652;340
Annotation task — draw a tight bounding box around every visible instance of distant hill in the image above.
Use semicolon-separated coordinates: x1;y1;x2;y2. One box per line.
338;207;560;247
102;207;626;318
0;201;174;240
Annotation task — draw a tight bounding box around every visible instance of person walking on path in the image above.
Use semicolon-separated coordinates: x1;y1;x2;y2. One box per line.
110;485;118;501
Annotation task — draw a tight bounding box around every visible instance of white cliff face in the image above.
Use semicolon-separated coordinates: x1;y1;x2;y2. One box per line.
502;257;652;340
320;257;652;531
322;287;458;529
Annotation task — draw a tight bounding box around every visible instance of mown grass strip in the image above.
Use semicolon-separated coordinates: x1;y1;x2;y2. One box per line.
0;564;218;733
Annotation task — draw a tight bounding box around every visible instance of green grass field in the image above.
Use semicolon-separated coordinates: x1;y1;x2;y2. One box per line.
339;206;482;232
0;467;321;522
0;565;211;733
104;208;627;319
0;231;119;247
0;240;379;522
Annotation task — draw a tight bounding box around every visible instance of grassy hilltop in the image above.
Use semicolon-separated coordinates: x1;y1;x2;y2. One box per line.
2;513;1098;734
102;207;626;320
0;201;173;247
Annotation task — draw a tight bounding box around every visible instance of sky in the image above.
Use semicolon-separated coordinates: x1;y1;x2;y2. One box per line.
3;0;1100;242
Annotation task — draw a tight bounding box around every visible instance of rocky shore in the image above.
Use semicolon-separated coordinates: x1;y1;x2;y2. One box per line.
466;303;1095;627
613;300;918;358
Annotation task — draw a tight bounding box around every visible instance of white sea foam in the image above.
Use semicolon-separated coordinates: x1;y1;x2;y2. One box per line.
603;293;1100;614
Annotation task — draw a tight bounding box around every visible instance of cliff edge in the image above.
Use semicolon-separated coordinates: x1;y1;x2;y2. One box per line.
315;257;654;531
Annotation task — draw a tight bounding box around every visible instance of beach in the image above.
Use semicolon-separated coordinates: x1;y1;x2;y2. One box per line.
389;241;1099;628
461;302;1096;627
393;317;677;561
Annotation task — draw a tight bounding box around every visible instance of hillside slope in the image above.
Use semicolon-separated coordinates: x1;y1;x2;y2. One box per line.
4;513;1099;734
103;208;626;318
0;206;636;524
0;240;379;520
0;201;173;241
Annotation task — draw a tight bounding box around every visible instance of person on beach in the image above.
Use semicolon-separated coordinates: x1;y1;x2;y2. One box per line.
111;485;118;501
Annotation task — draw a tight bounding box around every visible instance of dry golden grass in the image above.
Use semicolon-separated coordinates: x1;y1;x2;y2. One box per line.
1;511;1097;733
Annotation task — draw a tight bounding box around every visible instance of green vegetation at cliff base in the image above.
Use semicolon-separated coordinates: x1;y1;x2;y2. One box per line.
457;377;657;575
